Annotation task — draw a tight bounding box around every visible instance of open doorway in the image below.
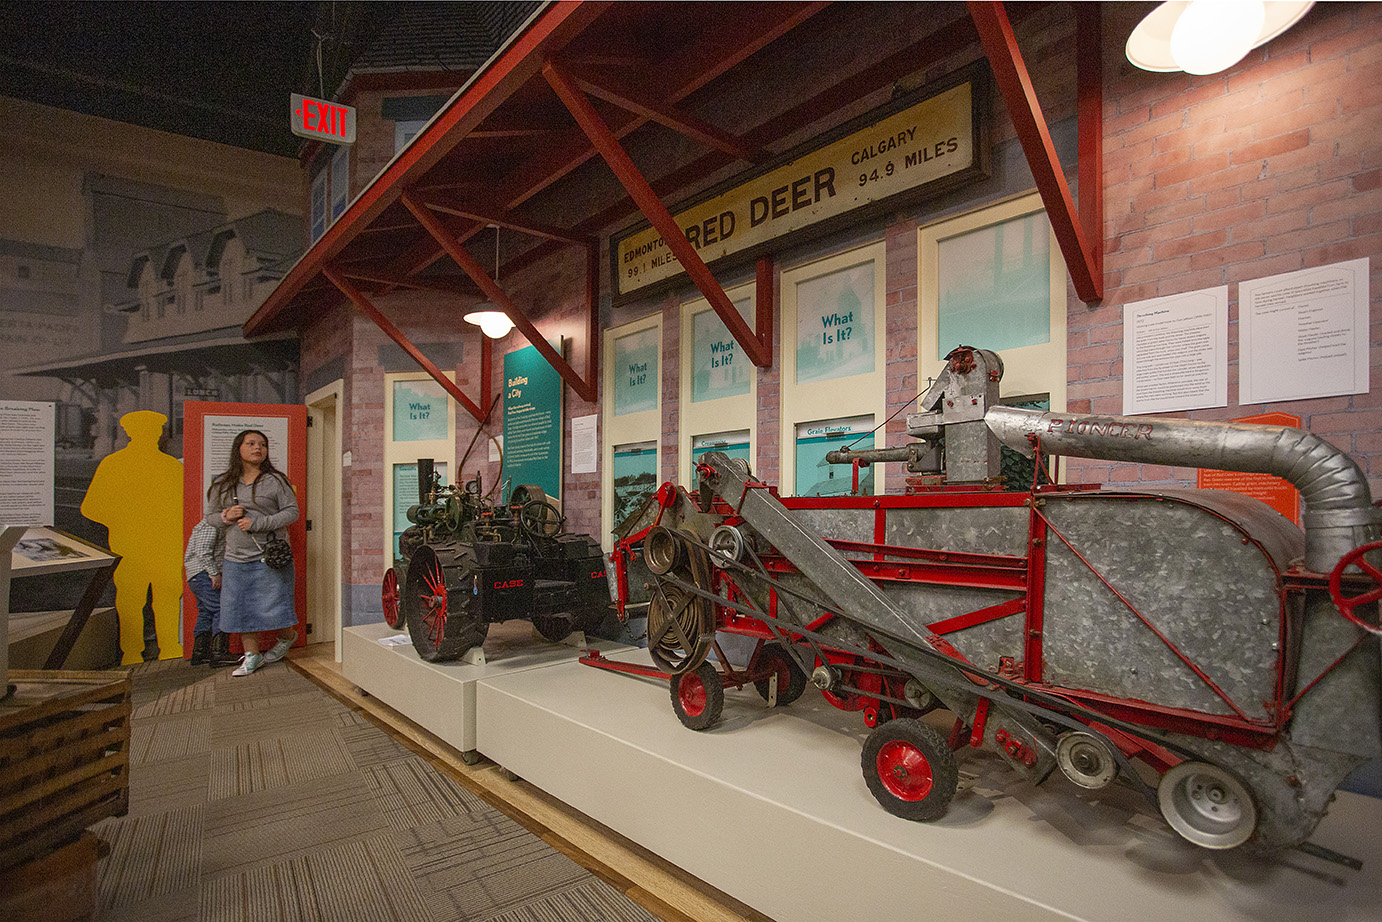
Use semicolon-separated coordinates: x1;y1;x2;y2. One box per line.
305;381;343;660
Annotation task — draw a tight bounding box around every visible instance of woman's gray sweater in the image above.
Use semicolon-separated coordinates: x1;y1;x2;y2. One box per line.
203;473;300;563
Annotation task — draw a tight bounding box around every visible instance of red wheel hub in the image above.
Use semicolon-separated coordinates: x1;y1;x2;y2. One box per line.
382;569;400;628
420;559;448;646
678;674;707;716
876;740;933;801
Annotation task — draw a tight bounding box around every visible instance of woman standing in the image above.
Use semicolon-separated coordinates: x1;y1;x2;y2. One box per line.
205;429;299;676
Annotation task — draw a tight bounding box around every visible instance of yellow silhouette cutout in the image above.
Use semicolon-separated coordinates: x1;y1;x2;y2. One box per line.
82;410;185;664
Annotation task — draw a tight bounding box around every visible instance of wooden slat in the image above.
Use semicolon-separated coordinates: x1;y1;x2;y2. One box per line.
0;726;129;792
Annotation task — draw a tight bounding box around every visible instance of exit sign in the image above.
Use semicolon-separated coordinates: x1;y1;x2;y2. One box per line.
290;93;356;144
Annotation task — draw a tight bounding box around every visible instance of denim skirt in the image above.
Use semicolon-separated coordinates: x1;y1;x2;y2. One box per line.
220;558;297;633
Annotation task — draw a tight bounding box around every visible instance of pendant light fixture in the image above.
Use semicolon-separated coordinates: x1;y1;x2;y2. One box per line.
1126;1;1314;76
463;224;516;339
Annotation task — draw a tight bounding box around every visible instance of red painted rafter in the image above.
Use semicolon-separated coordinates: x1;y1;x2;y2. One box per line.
569;68;765;163
544;59;771;369
323;267;493;423
401;191;599;403
418;195;586;244
968;1;1102;303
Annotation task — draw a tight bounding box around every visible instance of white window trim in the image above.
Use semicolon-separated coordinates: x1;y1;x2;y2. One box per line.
917;191;1066;414
602;312;662;551
383;371;457;565
679;282;757;486
330;146;350;220
779;242;888;496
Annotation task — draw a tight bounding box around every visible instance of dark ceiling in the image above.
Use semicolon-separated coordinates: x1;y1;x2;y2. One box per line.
0;1;394;158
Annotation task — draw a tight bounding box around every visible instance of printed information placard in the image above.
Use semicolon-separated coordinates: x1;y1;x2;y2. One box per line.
0;400;55;526
613;327;659;416
796;262;876;384
691;300;753;403
795;416;874;496
392;379;449;442
503;343;563;501
1123;287;1228;415
1239;258;1370;404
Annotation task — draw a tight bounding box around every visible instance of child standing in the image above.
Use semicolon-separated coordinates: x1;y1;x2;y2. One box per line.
184;518;236;667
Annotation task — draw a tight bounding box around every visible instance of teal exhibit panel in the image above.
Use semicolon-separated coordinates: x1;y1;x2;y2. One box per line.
795;416;874;496
503;344;564;501
612;441;657;532
691;431;751;466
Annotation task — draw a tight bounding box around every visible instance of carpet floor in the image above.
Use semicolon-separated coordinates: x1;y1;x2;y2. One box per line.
94;657;662;922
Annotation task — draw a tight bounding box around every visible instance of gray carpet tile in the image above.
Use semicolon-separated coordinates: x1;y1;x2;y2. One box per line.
395;810;600;922
100;657;667;922
129;711;213;765
202;772;390;876
209;724;358;798
368;755;492;830
126;751;213;818
201;835;432;922
484;879;661;922
94;804;204;908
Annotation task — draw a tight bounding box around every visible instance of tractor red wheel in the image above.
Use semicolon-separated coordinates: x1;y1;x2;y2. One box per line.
402;546;487;662
753;643;807;707
670;662;724;731
382;568;402;628
861;718;958;822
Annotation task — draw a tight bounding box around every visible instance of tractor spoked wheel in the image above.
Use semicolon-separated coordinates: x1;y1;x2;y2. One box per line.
753;643;807;706
402;546;488;662
861;718;959;822
382;567;402;629
670;662;724;731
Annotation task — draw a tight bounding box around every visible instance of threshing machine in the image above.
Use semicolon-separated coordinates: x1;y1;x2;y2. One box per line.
603;347;1382;853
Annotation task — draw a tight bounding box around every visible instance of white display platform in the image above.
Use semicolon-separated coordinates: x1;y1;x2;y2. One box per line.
342;620;632;759
476;647;1382;922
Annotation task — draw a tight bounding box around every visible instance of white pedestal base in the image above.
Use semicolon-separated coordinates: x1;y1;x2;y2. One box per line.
341;621;629;756
476;648;1382;922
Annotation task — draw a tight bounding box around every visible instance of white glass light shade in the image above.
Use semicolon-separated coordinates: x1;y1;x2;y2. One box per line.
1126;1;1313;75
1170;1;1265;75
463;309;515;339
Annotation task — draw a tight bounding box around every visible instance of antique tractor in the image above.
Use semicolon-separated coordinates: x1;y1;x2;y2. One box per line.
603;346;1382;854
382;459;609;661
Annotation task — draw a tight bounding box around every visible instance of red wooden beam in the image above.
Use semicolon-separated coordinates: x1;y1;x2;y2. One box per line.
323;267;492;423
968;1;1102;303
544;58;772;369
400;192;599;403
1076;4;1104;288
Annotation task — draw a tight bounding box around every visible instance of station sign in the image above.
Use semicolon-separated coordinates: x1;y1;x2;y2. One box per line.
290;93;356;145
613;68;986;300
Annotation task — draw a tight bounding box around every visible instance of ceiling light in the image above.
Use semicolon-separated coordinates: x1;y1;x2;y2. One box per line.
464;309;515;339
1126;1;1314;75
463;223;514;339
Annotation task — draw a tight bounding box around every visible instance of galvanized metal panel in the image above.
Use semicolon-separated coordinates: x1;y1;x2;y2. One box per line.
1040;494;1281;719
882;505;1030;557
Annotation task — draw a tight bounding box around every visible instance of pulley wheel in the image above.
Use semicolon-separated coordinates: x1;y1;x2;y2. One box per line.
382;567;402;629
707;524;746;568
642;525;683;576
646;583;713;674
403;545;488;662
1056;731;1117;790
1157;761;1257;849
1328;540;1382;636
753;643;807;706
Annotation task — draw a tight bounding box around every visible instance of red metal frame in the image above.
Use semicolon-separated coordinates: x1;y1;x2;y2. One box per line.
323;266;493;423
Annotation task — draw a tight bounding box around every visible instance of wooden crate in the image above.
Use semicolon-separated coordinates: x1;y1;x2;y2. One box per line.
0;669;131;872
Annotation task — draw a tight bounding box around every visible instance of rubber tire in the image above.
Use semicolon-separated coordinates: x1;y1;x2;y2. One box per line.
670;662;724;731
861;718;959;822
753;643;808;706
403;546;489;662
532;614;574;643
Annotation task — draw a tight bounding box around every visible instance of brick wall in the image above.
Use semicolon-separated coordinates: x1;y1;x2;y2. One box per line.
1073;2;1382;493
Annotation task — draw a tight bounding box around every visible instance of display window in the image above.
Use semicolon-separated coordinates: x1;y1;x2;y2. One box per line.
779;243;887;495
602;313;661;547
384;371;456;565
679;282;757;485
918;191;1066;414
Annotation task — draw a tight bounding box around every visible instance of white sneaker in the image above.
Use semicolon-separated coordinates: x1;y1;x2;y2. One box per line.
262;630;298;665
232;653;264;676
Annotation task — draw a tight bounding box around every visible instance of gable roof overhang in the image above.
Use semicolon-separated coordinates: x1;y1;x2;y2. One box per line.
247;1;1102;419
